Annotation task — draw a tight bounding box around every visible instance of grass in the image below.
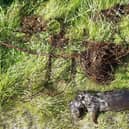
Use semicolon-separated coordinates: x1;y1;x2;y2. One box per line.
0;0;129;129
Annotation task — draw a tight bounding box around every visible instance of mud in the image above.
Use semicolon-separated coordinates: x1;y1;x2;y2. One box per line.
100;3;129;23
21;15;47;34
48;24;69;48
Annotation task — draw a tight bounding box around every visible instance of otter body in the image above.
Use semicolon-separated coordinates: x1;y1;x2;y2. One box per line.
69;90;129;123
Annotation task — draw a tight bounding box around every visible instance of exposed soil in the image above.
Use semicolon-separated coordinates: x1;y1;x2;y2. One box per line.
70;57;77;80
100;3;129;23
48;18;69;48
48;28;69;48
21;15;47;34
80;42;129;84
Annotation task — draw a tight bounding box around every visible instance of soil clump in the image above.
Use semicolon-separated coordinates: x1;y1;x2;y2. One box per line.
21;15;47;34
80;42;129;84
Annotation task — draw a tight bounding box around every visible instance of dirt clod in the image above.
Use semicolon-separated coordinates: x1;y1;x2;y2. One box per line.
49;31;68;48
80;42;129;84
21;15;47;34
48;19;69;48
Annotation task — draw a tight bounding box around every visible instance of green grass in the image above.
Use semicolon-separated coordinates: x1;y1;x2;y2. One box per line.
0;0;129;129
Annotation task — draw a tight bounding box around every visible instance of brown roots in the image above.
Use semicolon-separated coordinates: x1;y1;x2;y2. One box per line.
80;42;129;84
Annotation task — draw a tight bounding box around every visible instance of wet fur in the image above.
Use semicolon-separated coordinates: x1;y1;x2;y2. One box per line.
69;89;129;124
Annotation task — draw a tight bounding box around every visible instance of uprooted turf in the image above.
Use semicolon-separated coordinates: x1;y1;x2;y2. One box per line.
80;42;129;84
0;0;129;129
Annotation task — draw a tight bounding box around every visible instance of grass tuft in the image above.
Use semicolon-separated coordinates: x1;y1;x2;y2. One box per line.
0;0;129;129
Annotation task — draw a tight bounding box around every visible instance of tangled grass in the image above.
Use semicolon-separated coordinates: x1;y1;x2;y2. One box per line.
0;0;129;129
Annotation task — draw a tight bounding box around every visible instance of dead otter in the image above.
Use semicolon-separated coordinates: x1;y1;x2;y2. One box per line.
80;42;129;85
69;90;129;124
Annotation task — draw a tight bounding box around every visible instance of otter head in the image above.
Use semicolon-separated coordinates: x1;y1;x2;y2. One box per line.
69;100;86;121
76;91;93;107
69;91;95;121
69;93;88;121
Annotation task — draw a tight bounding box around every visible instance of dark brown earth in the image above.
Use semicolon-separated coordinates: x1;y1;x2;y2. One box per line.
48;32;68;48
48;25;69;48
21;15;47;34
100;3;129;23
80;42;129;84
